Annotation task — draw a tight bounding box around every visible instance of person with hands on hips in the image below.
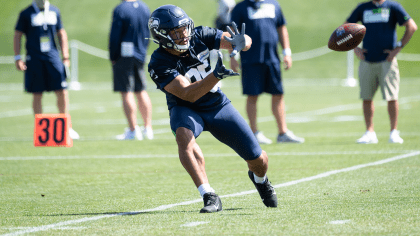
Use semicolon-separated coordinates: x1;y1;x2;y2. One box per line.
346;0;417;144
148;5;278;213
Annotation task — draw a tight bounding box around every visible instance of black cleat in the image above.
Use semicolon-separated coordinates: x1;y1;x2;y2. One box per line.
248;170;278;207
200;192;223;213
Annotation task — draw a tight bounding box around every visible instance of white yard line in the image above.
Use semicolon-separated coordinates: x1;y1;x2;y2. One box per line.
259;94;420;124
3;227;86;230
180;222;209;227
0;150;418;161
2;131;420;142
1;91;419;120
2;151;419;236
329;220;351;225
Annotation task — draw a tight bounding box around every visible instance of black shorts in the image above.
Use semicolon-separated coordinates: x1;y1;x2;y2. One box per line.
113;57;147;92
25;57;67;93
241;62;283;95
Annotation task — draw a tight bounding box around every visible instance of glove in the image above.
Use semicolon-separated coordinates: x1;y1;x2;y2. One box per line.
213;51;239;80
223;22;246;58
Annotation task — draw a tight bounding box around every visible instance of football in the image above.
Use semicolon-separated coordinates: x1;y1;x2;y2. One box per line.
328;23;366;51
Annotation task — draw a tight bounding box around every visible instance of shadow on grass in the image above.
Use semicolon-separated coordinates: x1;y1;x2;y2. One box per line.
32;208;244;217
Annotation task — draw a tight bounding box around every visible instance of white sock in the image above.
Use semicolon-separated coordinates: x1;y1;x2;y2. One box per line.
198;183;215;197
253;173;267;184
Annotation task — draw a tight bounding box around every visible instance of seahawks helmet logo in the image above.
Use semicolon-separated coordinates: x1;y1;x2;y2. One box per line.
148;17;159;29
336;26;345;37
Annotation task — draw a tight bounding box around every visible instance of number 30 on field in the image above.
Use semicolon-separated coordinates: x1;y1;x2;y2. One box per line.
34;114;73;147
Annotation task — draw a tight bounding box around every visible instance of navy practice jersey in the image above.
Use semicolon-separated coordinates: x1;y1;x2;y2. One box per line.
109;0;150;62
347;1;410;62
15;4;63;61
148;26;230;111
230;0;286;64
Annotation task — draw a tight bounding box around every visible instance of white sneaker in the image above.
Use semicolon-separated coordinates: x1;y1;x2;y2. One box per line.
277;130;305;143
69;128;80;140
116;126;143;140
254;131;272;144
389;130;403;144
356;131;378;144
141;126;154;140
135;125;144;140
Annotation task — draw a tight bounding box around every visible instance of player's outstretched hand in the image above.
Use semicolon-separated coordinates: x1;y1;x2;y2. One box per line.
213;51;239;80
224;22;246;58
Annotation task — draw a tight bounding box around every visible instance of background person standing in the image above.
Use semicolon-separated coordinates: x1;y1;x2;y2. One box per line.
230;0;304;144
14;0;79;140
109;0;153;140
214;0;236;31
215;0;237;60
346;0;417;144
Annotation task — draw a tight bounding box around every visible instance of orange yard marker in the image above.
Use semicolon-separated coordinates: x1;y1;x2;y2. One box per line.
34;114;73;147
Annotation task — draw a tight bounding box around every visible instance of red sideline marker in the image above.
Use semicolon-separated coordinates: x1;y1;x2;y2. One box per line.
34;114;73;147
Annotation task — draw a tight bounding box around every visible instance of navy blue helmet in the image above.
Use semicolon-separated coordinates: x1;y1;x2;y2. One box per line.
148;5;194;52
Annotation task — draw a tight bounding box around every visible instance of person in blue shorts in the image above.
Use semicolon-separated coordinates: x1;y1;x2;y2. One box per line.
346;0;417;144
14;0;79;139
148;5;277;213
109;0;154;140
230;0;304;144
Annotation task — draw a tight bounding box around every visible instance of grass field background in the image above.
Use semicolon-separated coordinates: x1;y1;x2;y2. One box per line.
1;0;419;235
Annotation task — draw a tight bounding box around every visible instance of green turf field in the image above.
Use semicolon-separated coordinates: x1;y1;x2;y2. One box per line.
1;0;419;235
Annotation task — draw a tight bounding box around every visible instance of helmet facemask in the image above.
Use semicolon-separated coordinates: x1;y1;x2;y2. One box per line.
167;22;194;53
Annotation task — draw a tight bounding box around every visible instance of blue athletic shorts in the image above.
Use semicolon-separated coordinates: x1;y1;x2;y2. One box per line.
25;58;67;93
113;57;147;92
169;103;262;161
241;62;283;95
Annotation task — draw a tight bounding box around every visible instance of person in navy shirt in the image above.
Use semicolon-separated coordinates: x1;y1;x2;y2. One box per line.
346;0;417;144
230;0;304;144
14;0;79;139
148;5;277;213
109;0;154;140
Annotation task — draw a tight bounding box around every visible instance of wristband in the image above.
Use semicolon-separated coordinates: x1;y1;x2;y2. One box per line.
63;57;70;60
14;55;22;61
396;41;402;48
282;48;292;56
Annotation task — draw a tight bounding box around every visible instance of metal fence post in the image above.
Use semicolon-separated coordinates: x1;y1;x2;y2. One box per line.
69;40;81;90
342;50;357;87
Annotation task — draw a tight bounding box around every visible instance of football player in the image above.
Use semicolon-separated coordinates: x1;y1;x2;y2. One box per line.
148;5;277;213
